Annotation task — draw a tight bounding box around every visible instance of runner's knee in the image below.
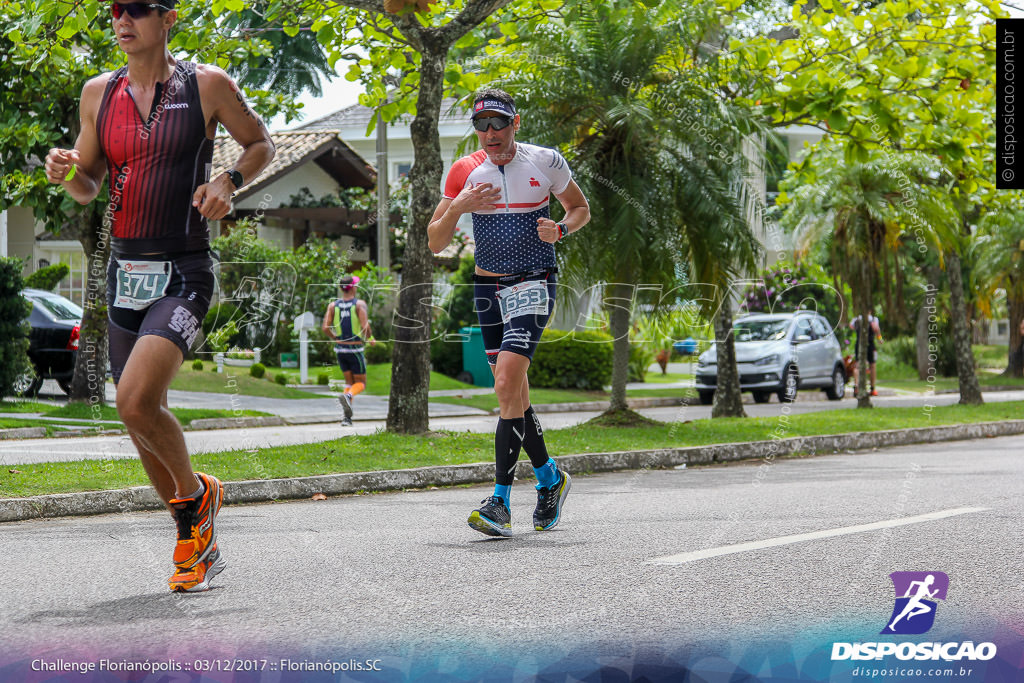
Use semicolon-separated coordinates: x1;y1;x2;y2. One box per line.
116;384;164;428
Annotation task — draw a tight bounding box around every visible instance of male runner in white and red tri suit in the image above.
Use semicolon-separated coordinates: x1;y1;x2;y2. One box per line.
429;88;591;537
45;0;275;591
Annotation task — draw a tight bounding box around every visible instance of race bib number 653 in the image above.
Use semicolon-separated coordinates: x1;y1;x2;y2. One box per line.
114;259;171;310
496;280;550;324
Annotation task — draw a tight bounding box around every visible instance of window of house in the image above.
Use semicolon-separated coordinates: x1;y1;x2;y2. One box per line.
54;251;86;306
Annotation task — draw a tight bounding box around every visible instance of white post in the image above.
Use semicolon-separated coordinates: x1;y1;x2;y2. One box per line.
299;329;309;385
295;311;316;385
0;210;7;258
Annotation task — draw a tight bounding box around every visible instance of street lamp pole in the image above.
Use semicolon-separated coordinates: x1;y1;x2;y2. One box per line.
375;110;390;272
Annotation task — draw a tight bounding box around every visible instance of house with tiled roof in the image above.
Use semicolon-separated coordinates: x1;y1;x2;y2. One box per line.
2;130;378;305
297;97;472;181
296;97;477;251
210;129;378;256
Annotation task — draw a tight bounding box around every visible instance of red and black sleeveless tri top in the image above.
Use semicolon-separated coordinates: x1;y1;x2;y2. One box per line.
96;60;214;255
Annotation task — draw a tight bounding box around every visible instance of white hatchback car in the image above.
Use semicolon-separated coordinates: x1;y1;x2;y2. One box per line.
694;311;846;404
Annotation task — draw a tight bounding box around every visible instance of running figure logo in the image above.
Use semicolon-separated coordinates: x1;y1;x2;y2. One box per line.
881;571;949;635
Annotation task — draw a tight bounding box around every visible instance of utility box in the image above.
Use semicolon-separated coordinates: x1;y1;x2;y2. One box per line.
460;326;494;388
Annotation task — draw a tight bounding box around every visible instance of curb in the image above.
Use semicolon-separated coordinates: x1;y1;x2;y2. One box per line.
0;427;46;440
525;396;691;414
3;419;1024;523
187;416;286;430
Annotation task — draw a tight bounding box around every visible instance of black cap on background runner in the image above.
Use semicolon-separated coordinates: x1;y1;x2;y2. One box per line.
471;97;516;120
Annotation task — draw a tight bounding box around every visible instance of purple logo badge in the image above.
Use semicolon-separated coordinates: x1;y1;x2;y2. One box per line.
881;571;949;635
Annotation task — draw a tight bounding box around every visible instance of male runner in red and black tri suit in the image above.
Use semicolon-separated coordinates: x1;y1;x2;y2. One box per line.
429;88;591;536
45;0;274;591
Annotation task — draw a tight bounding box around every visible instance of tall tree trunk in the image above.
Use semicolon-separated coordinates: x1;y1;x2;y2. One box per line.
854;260;872;408
386;45;446;434
945;251;983;404
711;300;745;418
1004;289;1024;378
69;209;109;406
916;266;941;381
606;282;631;413
915;292;935;381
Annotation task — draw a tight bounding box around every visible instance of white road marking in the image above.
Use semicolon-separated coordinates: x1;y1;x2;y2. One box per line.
648;506;990;566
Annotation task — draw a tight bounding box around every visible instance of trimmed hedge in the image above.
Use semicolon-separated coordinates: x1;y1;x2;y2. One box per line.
0;257;33;398
250;362;266;379
530;328;613;391
365;341;392;364
24;262;70;291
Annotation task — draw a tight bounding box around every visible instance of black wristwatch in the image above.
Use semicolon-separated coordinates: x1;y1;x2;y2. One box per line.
556;222;569;240
224;169;243;190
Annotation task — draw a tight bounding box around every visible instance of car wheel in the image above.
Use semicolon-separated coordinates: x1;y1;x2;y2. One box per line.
13;372;43;398
698;390;714;405
777;365;798;403
824;365;846;401
752;390;772;404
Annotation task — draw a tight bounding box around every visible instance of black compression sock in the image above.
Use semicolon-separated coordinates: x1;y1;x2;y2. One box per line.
494;417;526;486
522;405;550;468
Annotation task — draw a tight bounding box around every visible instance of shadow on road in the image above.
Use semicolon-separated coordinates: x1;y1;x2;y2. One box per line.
20;592;250;626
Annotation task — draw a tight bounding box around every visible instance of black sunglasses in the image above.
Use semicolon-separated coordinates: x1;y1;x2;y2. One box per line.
473;116;512;132
111;2;171;19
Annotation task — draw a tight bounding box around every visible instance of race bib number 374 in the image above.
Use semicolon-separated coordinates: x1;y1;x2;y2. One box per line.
114;259;171;310
496;280;550;324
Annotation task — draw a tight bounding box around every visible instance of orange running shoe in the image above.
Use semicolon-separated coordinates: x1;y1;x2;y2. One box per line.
169;544;226;592
169;472;224;570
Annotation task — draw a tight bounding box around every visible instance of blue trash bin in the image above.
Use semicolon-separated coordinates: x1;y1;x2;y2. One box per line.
673;337;698;356
460;326;494;387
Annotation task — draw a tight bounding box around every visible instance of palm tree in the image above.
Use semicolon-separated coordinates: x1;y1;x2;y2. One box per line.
974;203;1024;377
221;8;334;98
497;0;766;419
780;145;956;407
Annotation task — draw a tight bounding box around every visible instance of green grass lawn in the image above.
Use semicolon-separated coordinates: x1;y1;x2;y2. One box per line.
633;371;693;384
5;400;1024;498
170;365;321;398
974;344;1008;370
880;375;1024;394
269;362;477;395
433;388;608;412
0;398;269;428
0;418;74;433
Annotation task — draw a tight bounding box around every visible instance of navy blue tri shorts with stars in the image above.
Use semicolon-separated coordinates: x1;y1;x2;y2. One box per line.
474;268;557;366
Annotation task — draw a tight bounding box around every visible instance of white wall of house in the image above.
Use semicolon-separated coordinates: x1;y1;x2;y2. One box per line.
238;162;339;211
6;206;39;268
342;120;475;235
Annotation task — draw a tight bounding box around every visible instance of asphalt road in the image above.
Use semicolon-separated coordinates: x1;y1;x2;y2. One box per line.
2;389;1023;466
0;434;1020;680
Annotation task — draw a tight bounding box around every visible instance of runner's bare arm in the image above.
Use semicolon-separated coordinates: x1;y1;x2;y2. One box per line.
322;302;337;341
44;76;110;204
428;183;501;253
193;66;276;220
537;180;590;244
357;301;374;344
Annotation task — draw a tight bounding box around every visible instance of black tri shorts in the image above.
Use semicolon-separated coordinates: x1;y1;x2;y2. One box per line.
473;268;557;366
335;345;367;375
106;250;216;383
